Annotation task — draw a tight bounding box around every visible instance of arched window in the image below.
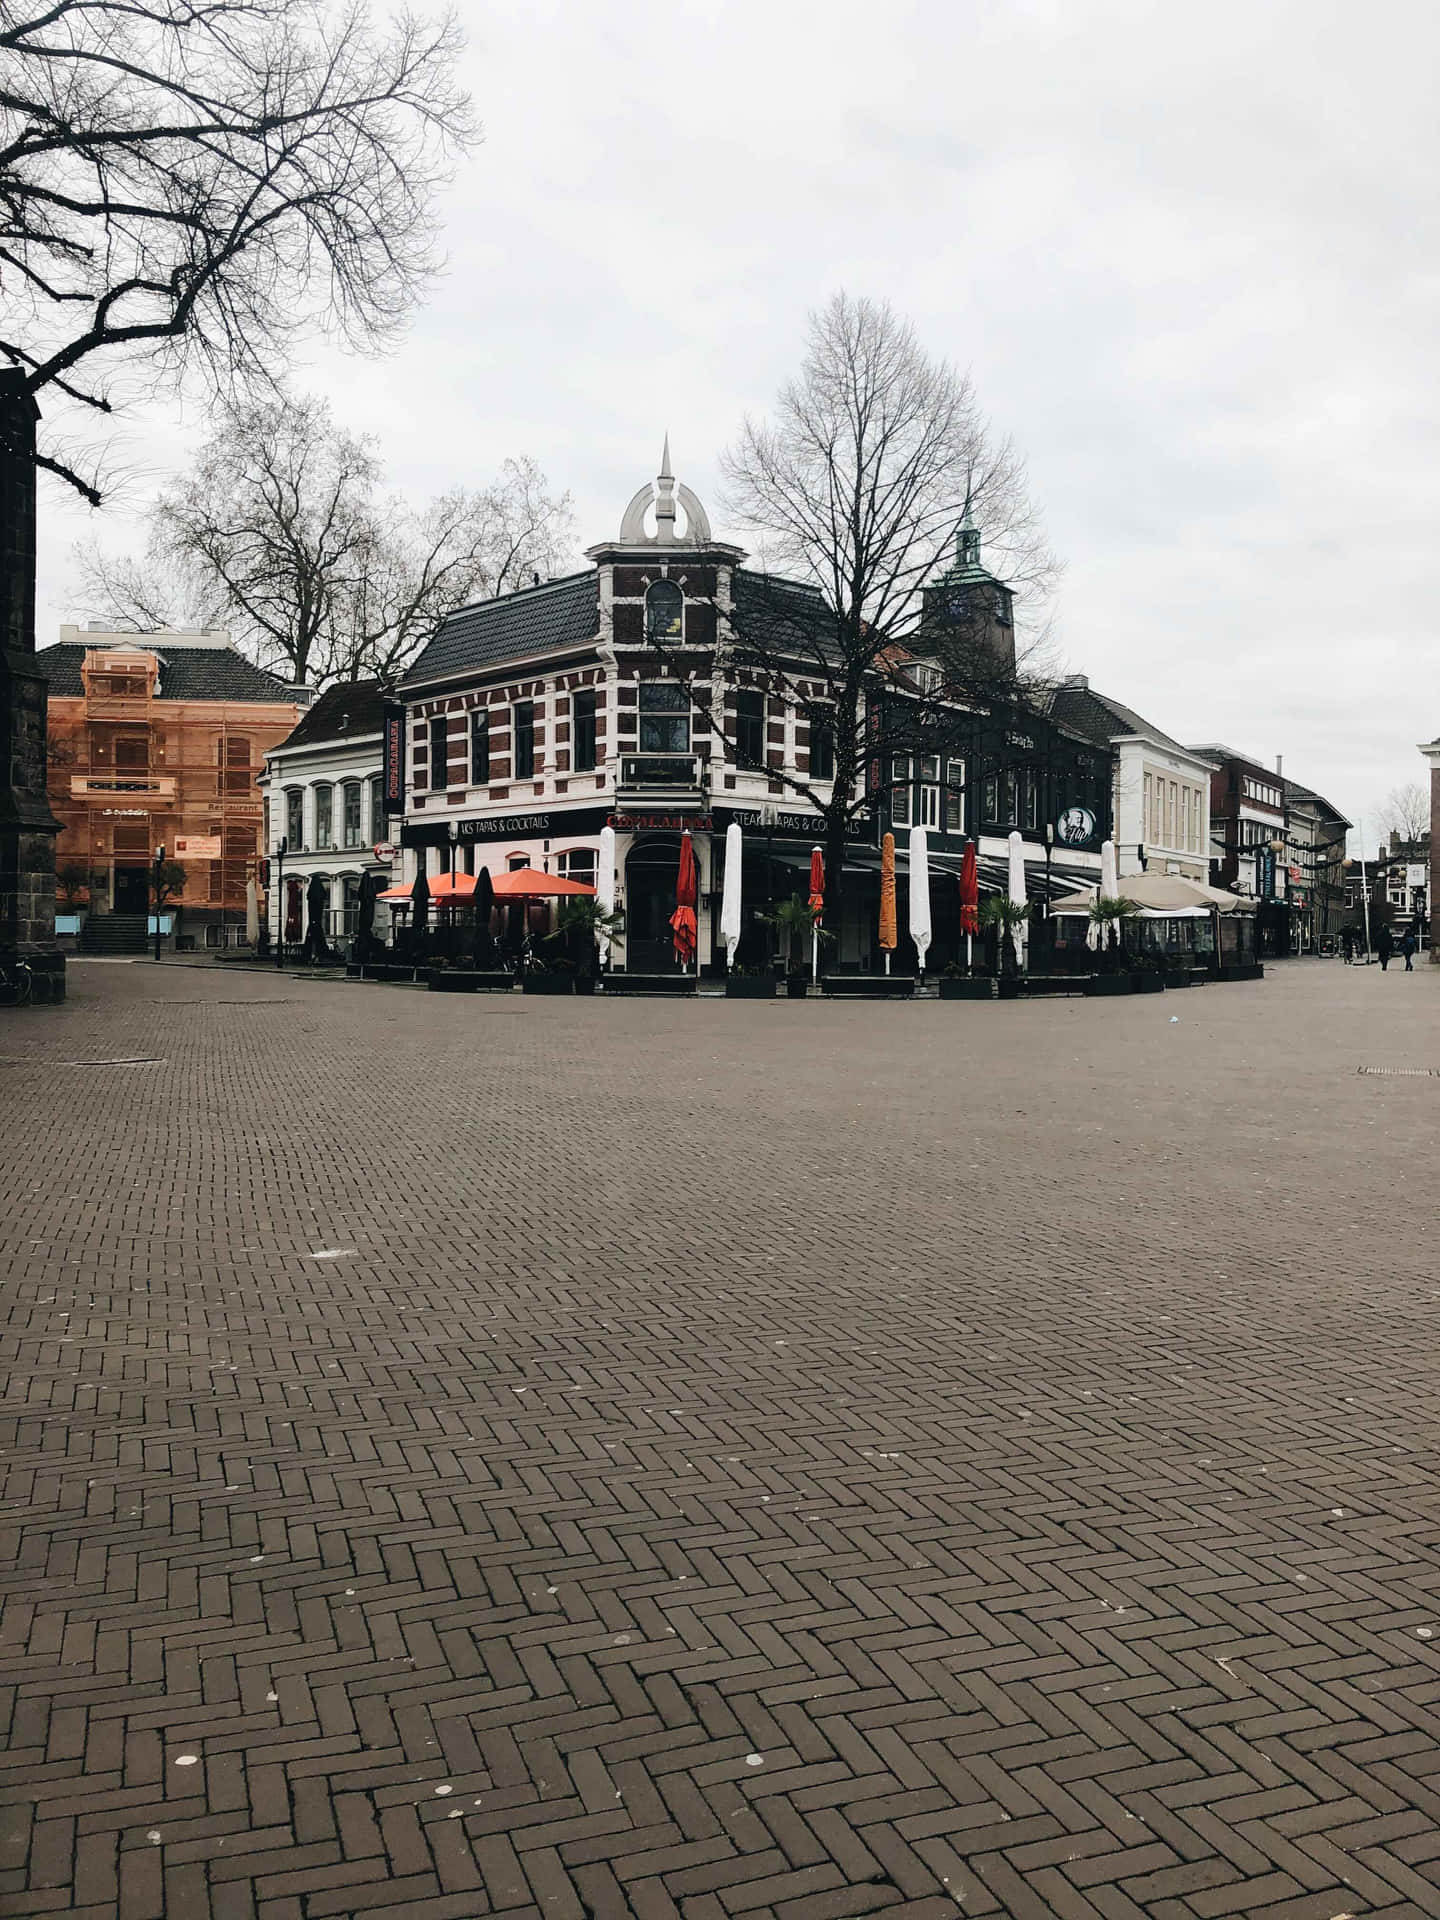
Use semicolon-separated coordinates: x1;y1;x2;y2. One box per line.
342;781;363;849
556;848;596;888
645;579;684;641
313;783;334;848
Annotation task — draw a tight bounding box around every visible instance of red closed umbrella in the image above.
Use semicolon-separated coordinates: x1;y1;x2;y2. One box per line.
808;847;824;981
808;847;824;915
670;832;698;969
958;839;979;972
958;840;980;935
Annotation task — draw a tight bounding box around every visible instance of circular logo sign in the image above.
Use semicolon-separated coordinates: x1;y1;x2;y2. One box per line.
373;842;398;863
1056;806;1096;846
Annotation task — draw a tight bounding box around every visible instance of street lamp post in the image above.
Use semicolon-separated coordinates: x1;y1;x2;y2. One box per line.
274;836;287;969
448;820;459;960
153;843;165;962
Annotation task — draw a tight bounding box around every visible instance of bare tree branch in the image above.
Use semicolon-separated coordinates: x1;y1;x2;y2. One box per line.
0;0;477;496
74;390;575;686
657;294;1064;925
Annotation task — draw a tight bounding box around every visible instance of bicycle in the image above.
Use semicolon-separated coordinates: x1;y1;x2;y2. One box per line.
0;959;34;1007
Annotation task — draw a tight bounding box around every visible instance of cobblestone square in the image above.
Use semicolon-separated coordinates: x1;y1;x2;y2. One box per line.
2;960;1438;1920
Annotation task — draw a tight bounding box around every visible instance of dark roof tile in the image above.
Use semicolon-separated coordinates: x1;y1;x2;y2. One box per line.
1048;683;1192;758
36;642;295;703
401;573;599;688
278;679;386;748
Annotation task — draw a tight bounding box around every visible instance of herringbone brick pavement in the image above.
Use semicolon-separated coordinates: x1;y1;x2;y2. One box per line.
1;958;1438;1919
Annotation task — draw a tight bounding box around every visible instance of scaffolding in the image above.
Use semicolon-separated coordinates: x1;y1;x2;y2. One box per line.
48;648;299;925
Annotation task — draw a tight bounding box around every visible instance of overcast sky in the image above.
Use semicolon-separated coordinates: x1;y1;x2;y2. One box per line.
37;0;1439;852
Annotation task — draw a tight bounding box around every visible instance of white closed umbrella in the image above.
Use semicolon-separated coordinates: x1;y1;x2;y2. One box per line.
245;874;259;945
909;826;932;974
1099;837;1120;963
596;825;616;967
1086;885;1102;951
1008;829;1028;968
720;821;743;969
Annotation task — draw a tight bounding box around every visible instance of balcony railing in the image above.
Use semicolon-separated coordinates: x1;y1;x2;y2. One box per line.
616;754;704;804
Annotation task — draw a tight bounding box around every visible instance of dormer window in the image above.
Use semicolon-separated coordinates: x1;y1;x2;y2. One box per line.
646;579;684;641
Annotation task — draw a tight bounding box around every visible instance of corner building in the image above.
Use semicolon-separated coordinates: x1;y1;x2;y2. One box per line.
396;453;1108;972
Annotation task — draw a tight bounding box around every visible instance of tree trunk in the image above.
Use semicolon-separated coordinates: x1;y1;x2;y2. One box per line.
824;808;851;975
0;372;64;1000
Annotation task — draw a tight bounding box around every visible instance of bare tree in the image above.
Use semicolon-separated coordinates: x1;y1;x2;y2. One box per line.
0;0;476;498
352;456;576;684
654;294;1061;924
1378;781;1429;845
77;394;574;684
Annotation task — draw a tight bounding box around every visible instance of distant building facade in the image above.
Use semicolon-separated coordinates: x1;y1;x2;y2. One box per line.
1048;677;1211;885
1281;780;1350;950
39;626;304;945
258;680;389;954
1420;729;1440;963
392;451;1109;973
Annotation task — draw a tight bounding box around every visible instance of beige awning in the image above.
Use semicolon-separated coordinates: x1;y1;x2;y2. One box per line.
1050;873;1257;915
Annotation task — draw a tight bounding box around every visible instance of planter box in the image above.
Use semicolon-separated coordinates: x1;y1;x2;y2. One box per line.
1021;974;1087;996
522;972;575;995
938;977;995;1000
603;972;698;996
574;974;597;996
364;963;417;983
997;976;1022;999
725;976;776;998
428;970;515;993
784;976;809;999
1217;962;1265;982
1084;975;1134;996
1132;973;1166;993
821;974;915;998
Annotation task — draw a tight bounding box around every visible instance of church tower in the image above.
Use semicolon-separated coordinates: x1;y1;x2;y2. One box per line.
919;510;1016;677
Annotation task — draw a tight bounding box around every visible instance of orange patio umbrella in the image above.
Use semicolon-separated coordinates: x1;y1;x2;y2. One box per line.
378;871;485;902
489;866;596;898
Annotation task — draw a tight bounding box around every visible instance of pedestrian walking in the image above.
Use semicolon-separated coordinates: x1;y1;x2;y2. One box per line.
1377;924;1393;972
1401;927;1417;971
1341;926;1354;964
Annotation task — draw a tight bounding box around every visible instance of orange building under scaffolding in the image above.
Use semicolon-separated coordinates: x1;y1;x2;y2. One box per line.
39;627;305;944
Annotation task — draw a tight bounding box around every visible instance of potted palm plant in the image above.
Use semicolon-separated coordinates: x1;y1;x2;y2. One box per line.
552;896;625;995
1083;896;1142;993
764;895;822;998
980;896;1031;998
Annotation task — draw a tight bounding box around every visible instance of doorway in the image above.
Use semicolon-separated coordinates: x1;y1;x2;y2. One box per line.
624;836;686;971
113;865;149;914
